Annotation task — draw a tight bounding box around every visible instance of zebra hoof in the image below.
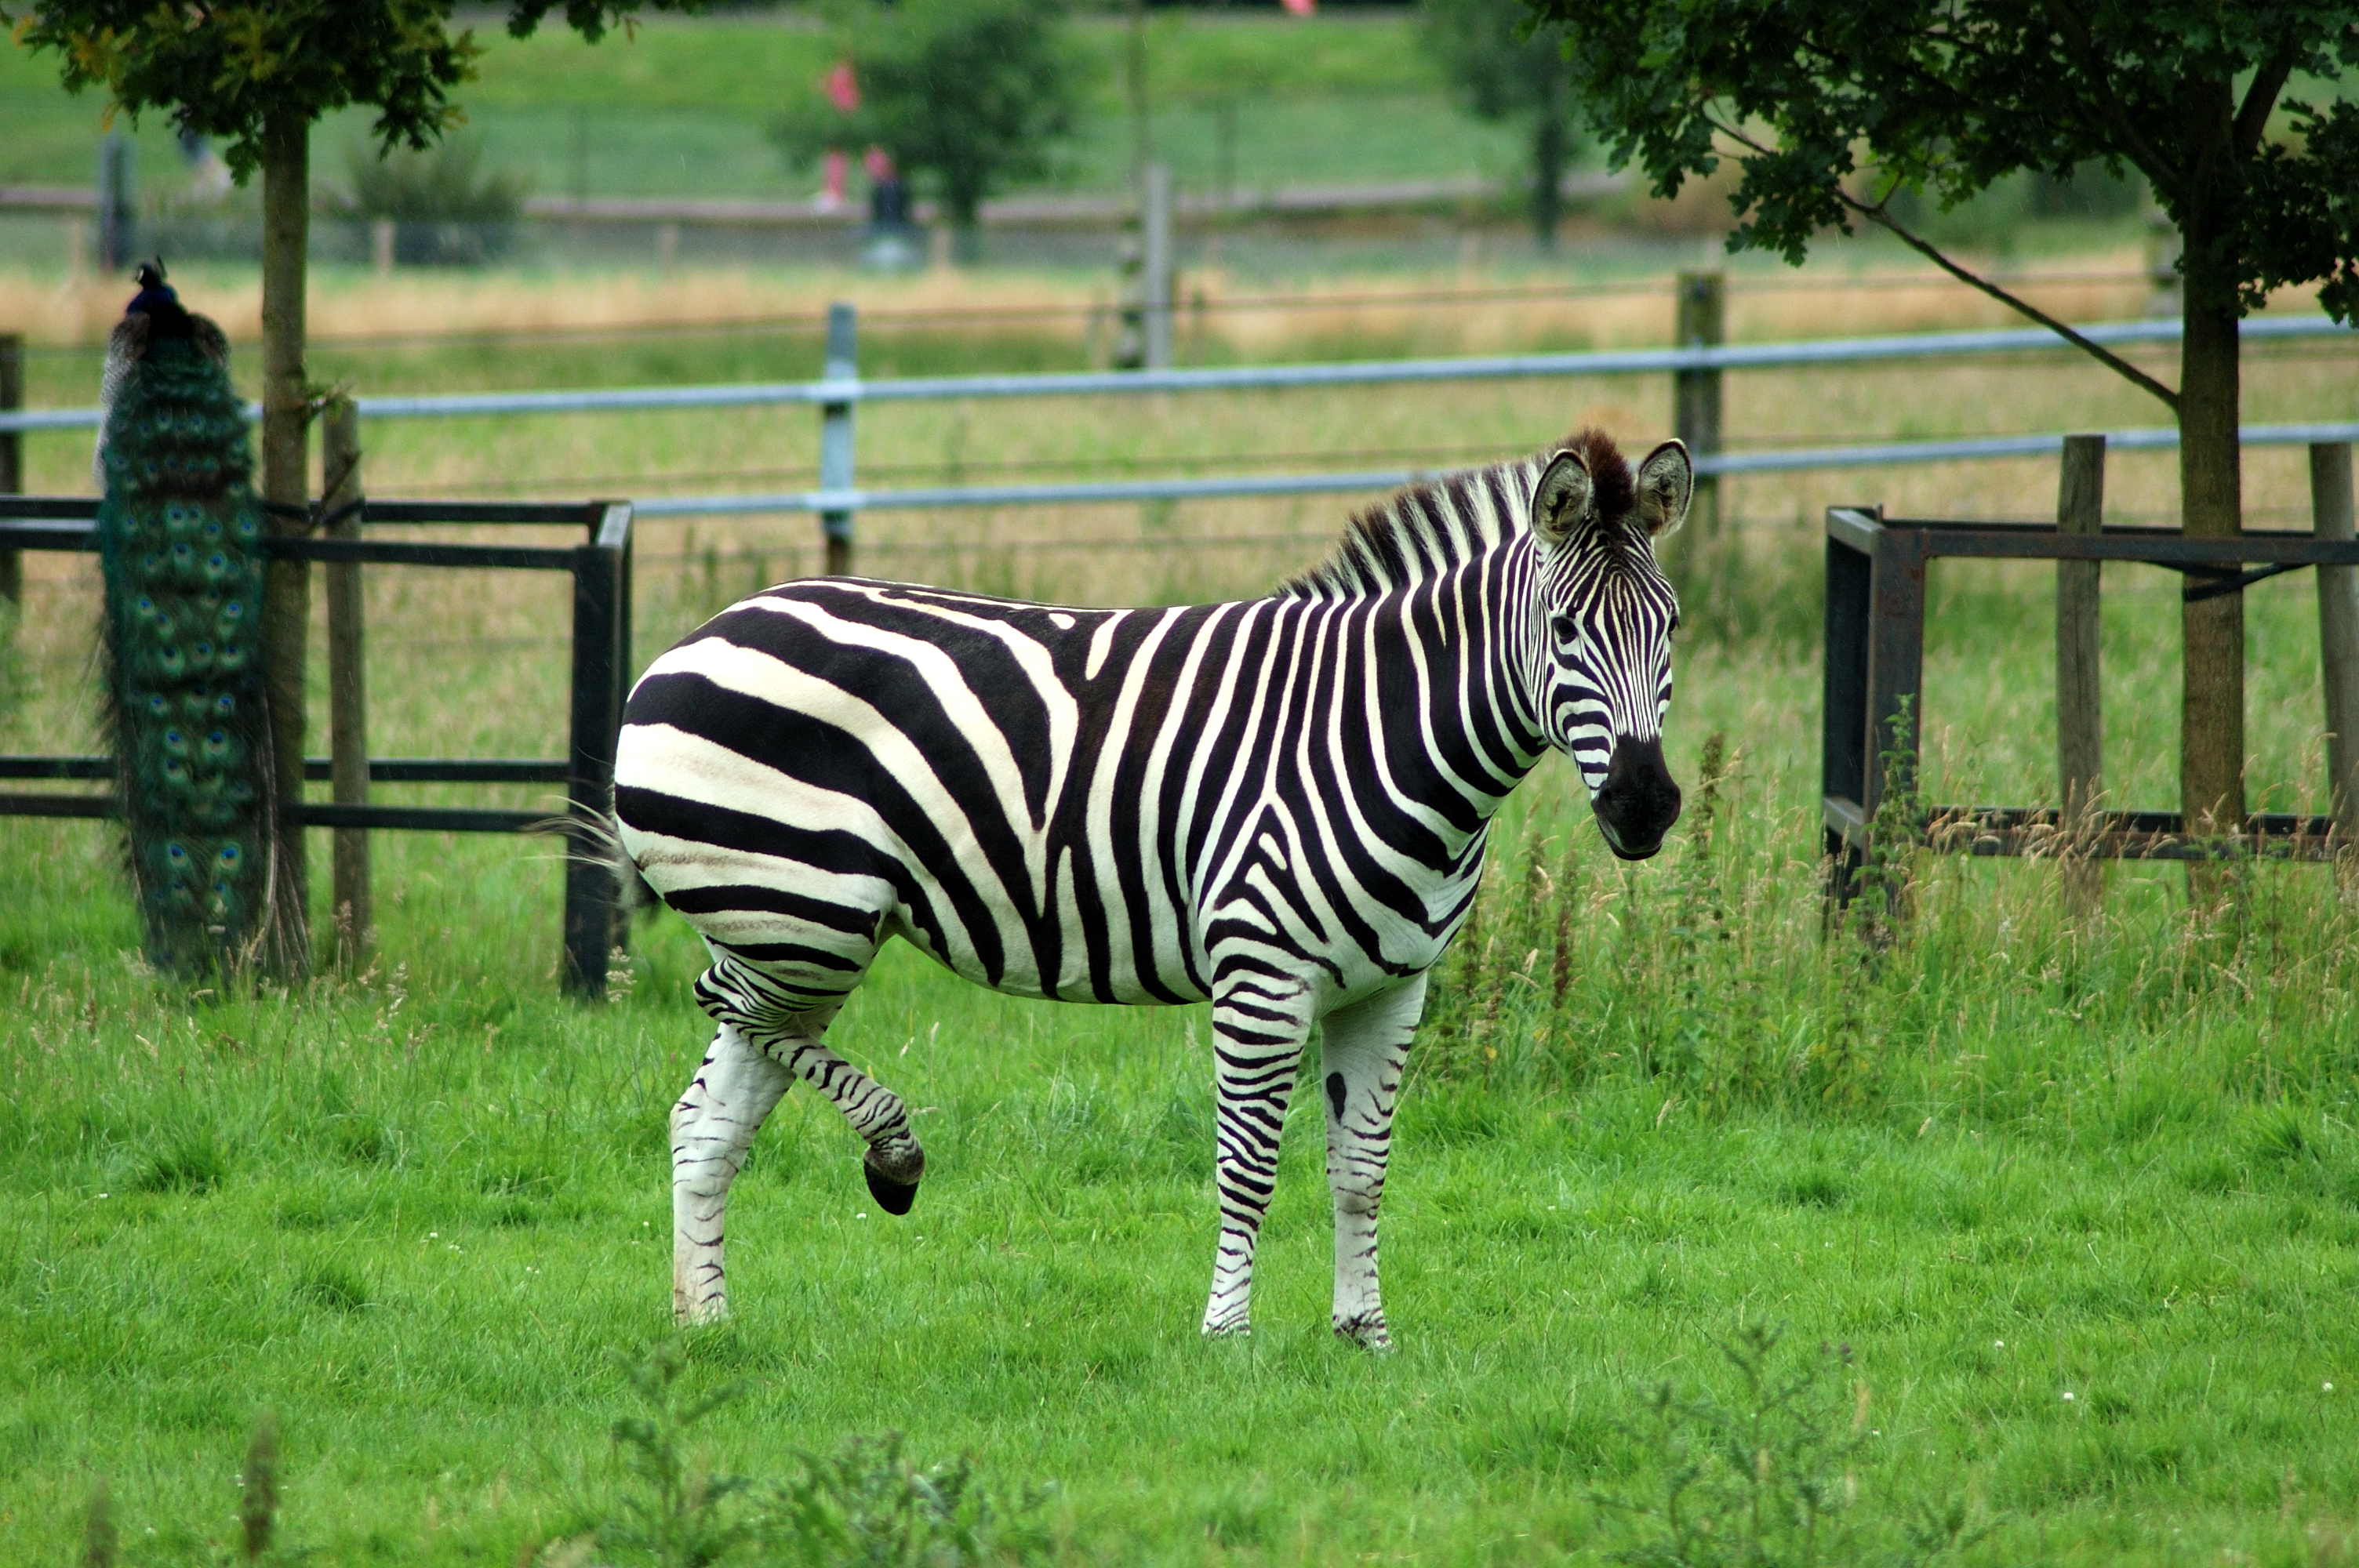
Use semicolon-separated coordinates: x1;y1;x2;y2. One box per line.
863;1149;921;1216
1334;1314;1394;1352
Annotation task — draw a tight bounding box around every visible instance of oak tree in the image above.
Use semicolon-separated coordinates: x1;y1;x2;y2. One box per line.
1528;0;2359;839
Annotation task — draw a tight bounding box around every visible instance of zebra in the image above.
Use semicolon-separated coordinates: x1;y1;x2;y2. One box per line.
614;427;1689;1349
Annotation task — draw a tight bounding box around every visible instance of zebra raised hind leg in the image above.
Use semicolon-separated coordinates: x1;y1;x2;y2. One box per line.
671;954;923;1323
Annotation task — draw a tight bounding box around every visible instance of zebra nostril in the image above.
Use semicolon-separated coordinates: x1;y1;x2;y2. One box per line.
1592;735;1681;859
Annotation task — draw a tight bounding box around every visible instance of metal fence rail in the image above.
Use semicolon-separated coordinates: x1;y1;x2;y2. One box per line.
631;419;2359;518
1;312;2346;434
5;305;2354;539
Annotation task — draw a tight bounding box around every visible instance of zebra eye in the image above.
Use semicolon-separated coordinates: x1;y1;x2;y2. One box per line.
1550;614;1578;645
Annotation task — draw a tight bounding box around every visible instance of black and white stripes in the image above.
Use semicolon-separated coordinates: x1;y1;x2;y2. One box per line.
616;428;1691;1345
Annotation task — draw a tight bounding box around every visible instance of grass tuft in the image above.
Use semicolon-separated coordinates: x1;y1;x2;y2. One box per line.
293;1263;374;1315
130;1127;229;1196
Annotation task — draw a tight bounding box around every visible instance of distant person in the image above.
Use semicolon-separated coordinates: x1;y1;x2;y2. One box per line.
817;60;860;212
866;146;908;233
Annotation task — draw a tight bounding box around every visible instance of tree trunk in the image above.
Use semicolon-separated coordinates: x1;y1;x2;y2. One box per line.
1531;111;1563;252
259;111;312;980
2177;198;2245;851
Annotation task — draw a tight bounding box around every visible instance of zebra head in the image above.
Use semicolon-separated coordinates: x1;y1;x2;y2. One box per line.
1525;434;1691;861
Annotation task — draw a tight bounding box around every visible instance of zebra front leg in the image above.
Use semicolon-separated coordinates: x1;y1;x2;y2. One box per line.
1201;976;1315;1339
1318;974;1427;1352
672;1022;794;1325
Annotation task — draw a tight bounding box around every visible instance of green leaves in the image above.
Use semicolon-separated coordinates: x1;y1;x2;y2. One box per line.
1527;0;2359;332
3;0;700;180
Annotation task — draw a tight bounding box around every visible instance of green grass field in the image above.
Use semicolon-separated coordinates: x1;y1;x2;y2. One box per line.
0;11;1528;205
5;228;2359;1563
4;535;2359;1564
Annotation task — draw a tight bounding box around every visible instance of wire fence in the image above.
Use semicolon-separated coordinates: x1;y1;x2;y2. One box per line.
7;303;2354;521
7;310;2343;433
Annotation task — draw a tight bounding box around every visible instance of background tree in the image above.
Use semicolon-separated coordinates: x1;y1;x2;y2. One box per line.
1421;0;1576;250
1527;1;2359;848
772;0;1080;262
8;0;691;978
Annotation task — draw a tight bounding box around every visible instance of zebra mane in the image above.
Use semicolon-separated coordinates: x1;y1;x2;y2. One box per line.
1279;429;1635;601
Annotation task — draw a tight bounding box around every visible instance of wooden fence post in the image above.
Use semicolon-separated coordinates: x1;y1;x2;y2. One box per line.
1142;162;1175;372
2314;442;2359;869
322;399;372;964
2057;434;2106;915
1674;270;1725;544
0;335;20;613
820;302;857;577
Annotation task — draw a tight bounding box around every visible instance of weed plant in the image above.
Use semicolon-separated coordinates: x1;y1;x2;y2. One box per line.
540;1341;1049;1568
1596;1322;1982;1568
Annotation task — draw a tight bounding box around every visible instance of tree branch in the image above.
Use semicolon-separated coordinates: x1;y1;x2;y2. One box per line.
1692;107;2181;411
2039;0;2181;201
2234;45;2297;158
1841;190;2183;412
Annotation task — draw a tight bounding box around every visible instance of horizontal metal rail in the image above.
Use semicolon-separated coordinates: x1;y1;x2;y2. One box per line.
0;516;587;570
0;757;569;783
634;419;2359;517
1824;799;2347;864
3;312;2346;434
0;793;552;832
21;424;2359;524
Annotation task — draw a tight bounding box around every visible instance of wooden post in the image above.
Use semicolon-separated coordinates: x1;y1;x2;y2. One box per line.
258;111;314;978
1674;270;1725;543
561;513;627;1000
2057;434;2106;915
1142;162;1174;372
0;335;20;612
2314;442;2359;866
322;400;372;965
819;302;857;576
97;133;135;276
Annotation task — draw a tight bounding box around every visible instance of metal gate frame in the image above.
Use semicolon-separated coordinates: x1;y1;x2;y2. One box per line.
1822;504;2359;906
0;495;633;996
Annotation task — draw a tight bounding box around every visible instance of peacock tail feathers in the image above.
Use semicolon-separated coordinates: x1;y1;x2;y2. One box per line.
96;312;275;977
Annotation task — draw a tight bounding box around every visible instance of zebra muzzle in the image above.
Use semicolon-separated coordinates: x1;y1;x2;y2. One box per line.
1591;735;1681;861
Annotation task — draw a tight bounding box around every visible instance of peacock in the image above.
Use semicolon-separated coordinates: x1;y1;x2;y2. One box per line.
94;261;276;975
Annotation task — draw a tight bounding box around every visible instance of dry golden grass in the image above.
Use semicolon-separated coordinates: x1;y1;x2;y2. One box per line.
11;243;2303;354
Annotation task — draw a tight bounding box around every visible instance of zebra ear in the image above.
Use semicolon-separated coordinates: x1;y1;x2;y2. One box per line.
1635;440;1694;539
1529;448;1593;549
